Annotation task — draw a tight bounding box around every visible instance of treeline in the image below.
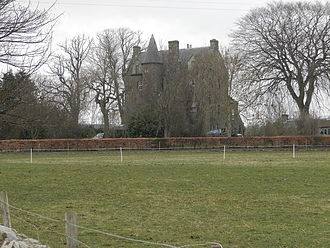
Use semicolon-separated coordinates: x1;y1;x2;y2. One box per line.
245;116;321;137
0;1;142;139
1;0;330;139
0;71;96;139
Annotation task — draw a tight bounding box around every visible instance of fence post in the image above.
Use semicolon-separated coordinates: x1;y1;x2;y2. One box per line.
223;145;226;160
30;148;33;163
0;191;11;228
293;144;296;159
65;212;78;248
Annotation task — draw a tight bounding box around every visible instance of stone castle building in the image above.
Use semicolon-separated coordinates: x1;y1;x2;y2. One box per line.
124;35;244;137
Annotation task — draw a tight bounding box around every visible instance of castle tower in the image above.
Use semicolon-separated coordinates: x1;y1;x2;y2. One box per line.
141;35;163;103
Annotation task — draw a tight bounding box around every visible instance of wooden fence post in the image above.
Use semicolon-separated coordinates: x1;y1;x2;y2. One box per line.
0;191;11;228
65;212;78;248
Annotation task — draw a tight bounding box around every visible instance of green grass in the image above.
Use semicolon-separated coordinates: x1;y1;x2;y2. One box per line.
0;150;329;248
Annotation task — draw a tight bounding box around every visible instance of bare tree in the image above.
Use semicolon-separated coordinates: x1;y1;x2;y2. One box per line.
88;28;142;136
190;52;232;136
47;35;92;126
220;47;245;97
88;30;119;137
0;0;57;72
231;1;330;127
116;28;143;121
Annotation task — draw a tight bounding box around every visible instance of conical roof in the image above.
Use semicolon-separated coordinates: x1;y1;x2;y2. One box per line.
142;35;162;64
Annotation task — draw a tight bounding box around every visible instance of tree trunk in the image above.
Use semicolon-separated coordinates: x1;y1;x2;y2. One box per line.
297;106;312;135
164;128;170;138
114;78;125;124
100;104;110;138
71;108;80;127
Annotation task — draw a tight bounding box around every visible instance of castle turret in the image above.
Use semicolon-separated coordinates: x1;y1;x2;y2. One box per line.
142;35;162;64
141;35;163;103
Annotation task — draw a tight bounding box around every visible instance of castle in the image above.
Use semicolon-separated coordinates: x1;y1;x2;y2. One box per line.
124;35;244;137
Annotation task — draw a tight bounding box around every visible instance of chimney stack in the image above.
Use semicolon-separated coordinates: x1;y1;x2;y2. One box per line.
168;40;179;64
210;39;219;51
133;46;141;57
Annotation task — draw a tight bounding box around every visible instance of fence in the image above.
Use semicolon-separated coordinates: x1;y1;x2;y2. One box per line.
2;143;329;166
0;191;223;248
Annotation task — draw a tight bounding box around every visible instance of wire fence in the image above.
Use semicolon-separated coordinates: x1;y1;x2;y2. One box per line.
1;144;329;166
1;143;330;154
0;193;223;248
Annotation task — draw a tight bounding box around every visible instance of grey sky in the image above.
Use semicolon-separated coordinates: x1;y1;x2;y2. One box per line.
23;0;326;49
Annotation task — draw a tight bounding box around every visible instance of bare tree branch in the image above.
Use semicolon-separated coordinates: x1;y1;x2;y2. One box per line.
47;35;92;125
87;28;142;136
231;1;330;124
0;0;59;72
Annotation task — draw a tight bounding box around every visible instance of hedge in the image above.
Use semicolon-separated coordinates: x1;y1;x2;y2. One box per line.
0;136;330;151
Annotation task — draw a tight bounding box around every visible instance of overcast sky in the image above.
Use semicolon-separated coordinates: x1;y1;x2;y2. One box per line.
22;0;329;50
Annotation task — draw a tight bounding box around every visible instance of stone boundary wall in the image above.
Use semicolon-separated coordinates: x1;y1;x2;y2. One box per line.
0;136;330;151
0;225;49;248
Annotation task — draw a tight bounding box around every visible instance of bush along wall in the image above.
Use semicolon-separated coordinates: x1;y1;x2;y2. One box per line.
0;136;330;151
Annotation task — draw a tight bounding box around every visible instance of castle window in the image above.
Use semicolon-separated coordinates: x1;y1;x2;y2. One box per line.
132;63;141;74
137;81;143;91
135;64;141;74
188;56;196;70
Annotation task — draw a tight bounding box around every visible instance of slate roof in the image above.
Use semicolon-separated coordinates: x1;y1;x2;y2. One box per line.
139;46;211;65
178;47;210;63
139;35;216;66
142;35;163;64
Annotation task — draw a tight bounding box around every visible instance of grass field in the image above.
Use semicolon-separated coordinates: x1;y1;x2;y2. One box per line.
0;150;329;248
